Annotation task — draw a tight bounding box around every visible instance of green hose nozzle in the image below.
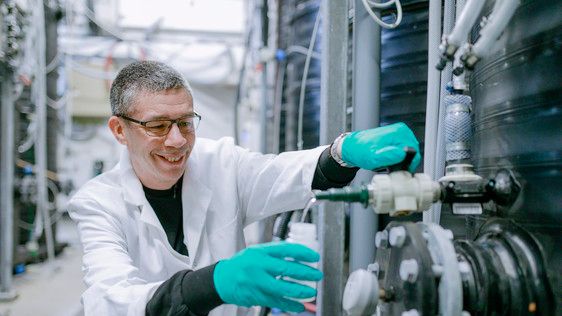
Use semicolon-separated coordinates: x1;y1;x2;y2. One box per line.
313;186;370;208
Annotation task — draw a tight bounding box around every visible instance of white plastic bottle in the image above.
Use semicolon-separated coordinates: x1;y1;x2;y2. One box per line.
285;222;320;302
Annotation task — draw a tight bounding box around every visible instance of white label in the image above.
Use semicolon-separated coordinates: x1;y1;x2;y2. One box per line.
452;203;483;215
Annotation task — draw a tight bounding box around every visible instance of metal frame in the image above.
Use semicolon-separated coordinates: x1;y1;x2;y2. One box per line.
0;72;17;301
34;0;56;269
317;0;349;314
349;0;382;272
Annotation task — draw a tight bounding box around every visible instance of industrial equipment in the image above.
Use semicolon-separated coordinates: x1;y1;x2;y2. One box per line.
343;219;554;315
306;0;560;314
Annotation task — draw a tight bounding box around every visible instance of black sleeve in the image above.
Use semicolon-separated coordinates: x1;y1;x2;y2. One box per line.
312;146;359;190
146;263;224;316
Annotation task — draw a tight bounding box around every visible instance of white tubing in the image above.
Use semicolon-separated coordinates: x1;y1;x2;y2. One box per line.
361;0;403;29
367;0;396;9
448;0;487;46
428;0;457;225
473;0;520;57
423;0;443;224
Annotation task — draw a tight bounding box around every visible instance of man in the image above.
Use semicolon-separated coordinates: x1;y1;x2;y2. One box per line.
68;61;420;315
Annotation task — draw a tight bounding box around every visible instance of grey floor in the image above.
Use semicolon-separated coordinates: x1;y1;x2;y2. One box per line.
0;217;85;316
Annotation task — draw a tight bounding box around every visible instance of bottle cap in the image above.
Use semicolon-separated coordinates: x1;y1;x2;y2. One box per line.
288;222;316;237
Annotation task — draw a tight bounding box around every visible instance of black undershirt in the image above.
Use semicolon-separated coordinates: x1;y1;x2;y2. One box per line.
145;147;359;315
143;177;189;257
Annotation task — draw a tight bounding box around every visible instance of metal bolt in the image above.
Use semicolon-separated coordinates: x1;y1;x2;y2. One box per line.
367;262;380;276
458;261;471;274
399;259;419;283
375;230;389;248
432;264;443;277
389;226;406;247
402;309;420;316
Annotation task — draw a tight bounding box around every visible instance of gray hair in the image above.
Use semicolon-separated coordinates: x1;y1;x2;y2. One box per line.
110;60;193;116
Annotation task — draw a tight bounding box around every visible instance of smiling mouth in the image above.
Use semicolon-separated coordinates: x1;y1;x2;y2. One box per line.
157;154;185;163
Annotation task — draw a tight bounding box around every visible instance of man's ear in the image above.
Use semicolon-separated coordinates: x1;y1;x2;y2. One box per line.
108;116;127;145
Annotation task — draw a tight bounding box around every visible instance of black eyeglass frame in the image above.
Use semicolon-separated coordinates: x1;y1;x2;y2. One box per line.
116;112;202;137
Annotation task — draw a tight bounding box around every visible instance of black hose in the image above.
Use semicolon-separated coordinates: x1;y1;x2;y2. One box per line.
258;307;271;316
274;211;294;240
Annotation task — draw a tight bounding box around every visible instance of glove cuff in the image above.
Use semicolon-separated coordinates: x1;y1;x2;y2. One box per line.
330;132;353;168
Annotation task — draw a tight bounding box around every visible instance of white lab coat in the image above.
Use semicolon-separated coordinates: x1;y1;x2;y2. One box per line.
68;137;326;316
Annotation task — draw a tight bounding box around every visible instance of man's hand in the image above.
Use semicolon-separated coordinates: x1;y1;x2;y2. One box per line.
213;242;323;312
339;122;421;172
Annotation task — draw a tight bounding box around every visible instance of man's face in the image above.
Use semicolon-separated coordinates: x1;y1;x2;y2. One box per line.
111;88;196;189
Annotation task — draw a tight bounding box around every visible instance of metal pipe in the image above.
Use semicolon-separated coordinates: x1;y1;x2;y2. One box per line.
0;1;17;300
46;0;60;175
271;0;283;154
261;65;269;152
35;0;56;266
349;0;381;272
317;0;348;314
260;0;269;153
427;0;456;224
0;72;17;301
422;0;443;224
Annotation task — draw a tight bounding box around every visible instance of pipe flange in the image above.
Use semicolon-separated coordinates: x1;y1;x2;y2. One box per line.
418;223;463;316
374;223;438;315
414;173;440;211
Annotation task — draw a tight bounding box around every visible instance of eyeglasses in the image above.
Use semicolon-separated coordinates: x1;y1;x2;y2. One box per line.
117;113;201;137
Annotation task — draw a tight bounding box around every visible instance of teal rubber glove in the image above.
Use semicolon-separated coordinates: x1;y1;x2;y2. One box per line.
341;122;421;172
213;241;323;312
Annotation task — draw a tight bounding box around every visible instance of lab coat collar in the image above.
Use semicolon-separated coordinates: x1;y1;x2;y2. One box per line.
181;154;212;264
117;150;163;232
118;149;146;209
117;148;212;263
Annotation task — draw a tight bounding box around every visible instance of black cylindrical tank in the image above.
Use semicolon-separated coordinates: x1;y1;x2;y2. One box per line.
278;0;321;152
469;0;562;307
379;1;429;226
380;1;429;164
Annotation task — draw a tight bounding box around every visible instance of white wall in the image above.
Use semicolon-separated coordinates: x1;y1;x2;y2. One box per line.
191;84;236;140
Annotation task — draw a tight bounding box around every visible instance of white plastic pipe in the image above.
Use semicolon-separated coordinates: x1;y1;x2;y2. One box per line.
361;0;403;29
423;0;443;224
473;0;520;57
452;0;468;90
448;0;487;47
